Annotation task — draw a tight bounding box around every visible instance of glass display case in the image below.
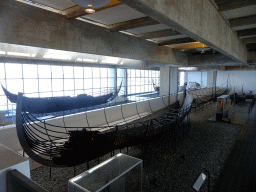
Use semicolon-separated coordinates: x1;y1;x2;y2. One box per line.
69;153;142;192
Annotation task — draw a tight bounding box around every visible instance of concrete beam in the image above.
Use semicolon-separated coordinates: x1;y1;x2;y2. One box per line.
119;0;247;64
189;52;256;66
0;0;188;66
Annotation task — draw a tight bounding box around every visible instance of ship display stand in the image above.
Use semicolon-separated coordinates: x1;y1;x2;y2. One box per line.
216;95;230;122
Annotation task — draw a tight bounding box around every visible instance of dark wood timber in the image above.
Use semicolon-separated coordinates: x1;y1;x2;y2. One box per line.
158;37;196;46
109;16;159;32
236;28;256;37
247;43;256;51
242;37;256;44
229;14;256;28
215;0;256;12
137;29;181;39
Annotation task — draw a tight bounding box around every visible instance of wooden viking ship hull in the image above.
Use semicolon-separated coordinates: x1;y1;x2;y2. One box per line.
2;84;121;113
15;85;193;167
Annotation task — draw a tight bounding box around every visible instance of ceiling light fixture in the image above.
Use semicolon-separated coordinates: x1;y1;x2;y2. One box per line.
85;4;95;14
72;0;109;13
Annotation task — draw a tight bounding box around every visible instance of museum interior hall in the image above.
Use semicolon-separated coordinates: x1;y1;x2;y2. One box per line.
1;0;256;191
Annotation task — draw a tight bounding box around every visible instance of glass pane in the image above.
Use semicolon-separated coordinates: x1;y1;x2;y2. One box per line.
0;80;6;96
75;79;83;90
145;85;149;92
39;79;51;92
131;78;135;86
145;70;148;77
108;78;115;88
24;79;38;93
51;65;63;78
120;87;125;95
64;90;75;97
127;78;131;87
108;68;115;78
23;64;37;78
117;69;121;77
52;79;63;91
5;64;22;79
101;68;108;78
128;87;131;94
127;69;131;78
6;79;23;93
117;78;124;87
84;88;92;95
131;69;135;77
101;78;107;88
93;79;100;89
136;70;141;78
38;65;51;78
84;67;92;78
0;63;5;80
148;70;152;77
64;66;74;78
152;71;156;77
140;85;145;93
74;67;83;78
84;79;92;89
64;79;74;91
135;86;140;93
53;91;64;97
40;92;52;97
25;93;39;98
140;78;144;86
131;86;135;94
92;68;100;78
75;90;84;96
0;96;7;106
141;70;145;78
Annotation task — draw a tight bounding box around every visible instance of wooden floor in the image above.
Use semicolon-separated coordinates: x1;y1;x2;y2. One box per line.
213;102;256;192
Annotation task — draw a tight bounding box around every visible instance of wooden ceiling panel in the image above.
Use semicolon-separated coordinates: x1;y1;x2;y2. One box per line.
237;28;256;37
242;37;256;44
126;24;172;35
65;0;122;19
215;0;256;12
109;16;159;32
229;14;256;27
137;29;181;39
158;37;196;46
32;0;76;10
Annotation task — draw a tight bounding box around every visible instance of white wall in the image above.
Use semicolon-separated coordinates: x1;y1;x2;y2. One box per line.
201;71;207;88
216;70;256;94
187;72;202;85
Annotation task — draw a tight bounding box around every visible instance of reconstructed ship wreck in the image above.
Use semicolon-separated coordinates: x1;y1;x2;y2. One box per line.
189;81;231;109
2;84;121;113
14;85;193;167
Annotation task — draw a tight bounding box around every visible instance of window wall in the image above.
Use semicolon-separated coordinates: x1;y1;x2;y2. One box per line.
127;69;160;95
0;63;160;123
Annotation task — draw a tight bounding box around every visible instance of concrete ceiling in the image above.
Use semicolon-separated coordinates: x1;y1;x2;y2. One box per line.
1;0;256;68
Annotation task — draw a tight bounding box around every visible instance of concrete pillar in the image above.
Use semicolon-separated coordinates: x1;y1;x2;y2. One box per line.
160;66;170;96
207;71;214;88
160;66;178;96
170;67;178;95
